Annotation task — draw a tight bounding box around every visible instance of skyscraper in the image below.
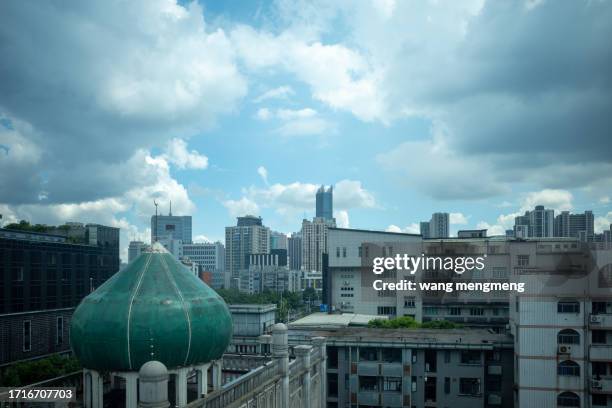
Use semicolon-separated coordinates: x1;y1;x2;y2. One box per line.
429;212;449;238
150;213;192;244
288;232;302;270
301;217;335;273
513;205;554;238
554;210;594;239
315;185;334;221
419;221;430;239
225;215;270;287
270;230;288;250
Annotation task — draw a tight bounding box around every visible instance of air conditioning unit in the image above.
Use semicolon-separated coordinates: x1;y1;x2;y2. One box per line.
558;345;572;354
591;315;602;324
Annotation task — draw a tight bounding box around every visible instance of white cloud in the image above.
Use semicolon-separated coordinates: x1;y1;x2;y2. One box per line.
521;189;573;212
595;212;612;233
257;166;269;185
194;234;212;243
256;108;272;121
223;197;260;217
385;223;419;234
253;86;295;103
334;210;350;228
476;221;506;236
334;180;376;209
599;196;610;204
162;138;208;170
449;212;468;225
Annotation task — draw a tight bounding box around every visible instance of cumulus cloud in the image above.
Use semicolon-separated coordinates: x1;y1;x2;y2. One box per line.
386;223;420;234
255;107;334;136
257;166;269;185
450;212;468;225
162;138;208;170
253;86;295;103
223;197;260;218
334;210;350;228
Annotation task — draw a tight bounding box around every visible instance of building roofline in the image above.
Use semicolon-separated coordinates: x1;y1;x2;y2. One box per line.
328;227;422;237
0;228;67;239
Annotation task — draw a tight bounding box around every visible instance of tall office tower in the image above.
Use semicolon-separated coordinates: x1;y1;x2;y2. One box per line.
182;241;225;289
509;240;612;408
429;212;449;238
225;215;270;287
128;240;146;263
150;210;192;244
301;217;335;273
288;232;302;270
316;185;334;221
0;224;120;366
270;230;288;250
513;205;554;238
420;221;431;239
554;210;595;239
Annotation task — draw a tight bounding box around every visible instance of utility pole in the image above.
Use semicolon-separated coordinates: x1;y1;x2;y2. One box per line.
153;200;159;243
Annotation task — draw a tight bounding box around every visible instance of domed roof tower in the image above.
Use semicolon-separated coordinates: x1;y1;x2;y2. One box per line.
70;243;232;372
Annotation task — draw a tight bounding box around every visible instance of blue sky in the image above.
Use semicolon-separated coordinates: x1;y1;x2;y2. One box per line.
1;0;611;260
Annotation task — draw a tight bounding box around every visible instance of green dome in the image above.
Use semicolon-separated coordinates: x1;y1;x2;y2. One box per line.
70;245;232;371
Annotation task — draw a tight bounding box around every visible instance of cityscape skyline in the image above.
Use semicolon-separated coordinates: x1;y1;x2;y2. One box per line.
1;1;611;263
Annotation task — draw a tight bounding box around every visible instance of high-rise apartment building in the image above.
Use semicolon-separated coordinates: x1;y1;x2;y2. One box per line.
316;185;334;221
514;205;554;238
182;242;225;289
301;217;335;273
420;213;449;239
127;240;147;263
554;210;595;240
288;232;302;270
150;213;192;244
225;215;270;287
270;230;288;250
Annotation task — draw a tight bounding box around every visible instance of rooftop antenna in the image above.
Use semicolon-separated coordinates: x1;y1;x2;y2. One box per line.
169;200;172;217
153;200;158;243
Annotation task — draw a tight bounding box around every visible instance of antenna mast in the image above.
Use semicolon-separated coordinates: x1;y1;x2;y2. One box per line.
153;200;159;243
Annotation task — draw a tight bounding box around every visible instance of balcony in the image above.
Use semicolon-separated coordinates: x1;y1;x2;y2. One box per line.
590;345;612;362
590;314;612;329
591;377;612;394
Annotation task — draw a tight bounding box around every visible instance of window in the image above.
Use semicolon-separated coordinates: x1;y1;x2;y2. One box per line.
359;347;378;362
383;377;401;392
450;307;461;316
359;376;378;392
517;255;529;266
56;317;64;345
444;377;450;394
381;348;402;363
404;297;415;308
444;350;451;363
23;320;31;351
557;360;580;376
423;307;438;315
592;394;607;406
342;247;346;258
592;330;606;344
336;247;340;258
470;308;484;316
459;378;480;395
358;246;362;257
460;350;481;365
558;329;580;345
557;392;580;407
377;306;397;316
558;300;580;313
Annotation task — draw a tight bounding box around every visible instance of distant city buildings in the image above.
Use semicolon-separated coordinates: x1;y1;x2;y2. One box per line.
182;241;226;289
301;216;335;275
288;232;302;271
270;230;288;250
420;212;449;238
127;240;147;263
150;210;192;244
316;185;334;221
514;206;597;241
239;250;299;294
225;215;270;288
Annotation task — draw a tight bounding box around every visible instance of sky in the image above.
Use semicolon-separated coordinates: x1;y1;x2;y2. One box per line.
1;0;611;261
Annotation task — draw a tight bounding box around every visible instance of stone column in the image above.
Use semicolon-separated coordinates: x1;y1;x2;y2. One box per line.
84;369;104;408
272;323;289;408
211;359;223;390
138;361;170;408
175;368;188;407
196;363;209;398
125;372;138;408
312;337;327;407
258;334;272;356
294;345;313;408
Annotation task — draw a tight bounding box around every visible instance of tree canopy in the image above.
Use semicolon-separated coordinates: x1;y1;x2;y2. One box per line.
367;316;461;329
